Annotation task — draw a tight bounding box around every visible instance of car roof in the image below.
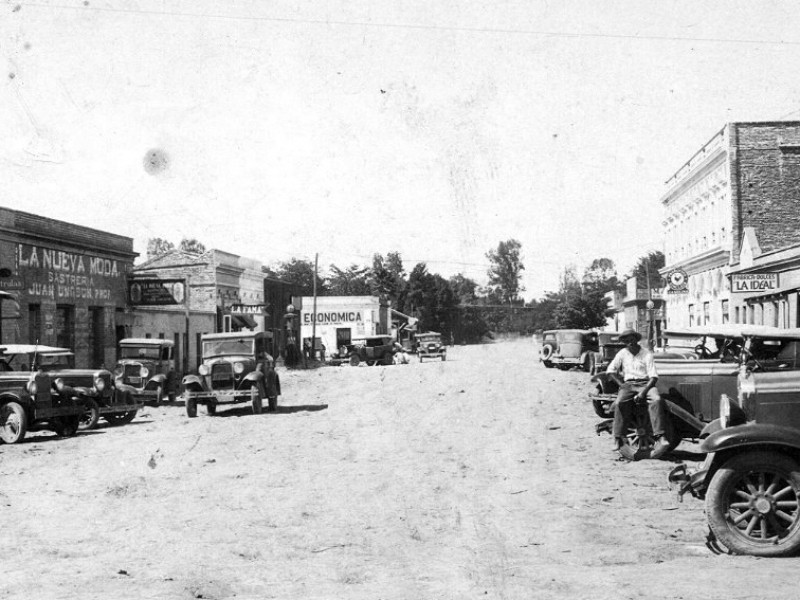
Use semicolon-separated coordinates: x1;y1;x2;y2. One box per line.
0;344;73;356
119;338;175;347
664;325;800;340
417;331;441;336
543;329;593;335
201;331;270;340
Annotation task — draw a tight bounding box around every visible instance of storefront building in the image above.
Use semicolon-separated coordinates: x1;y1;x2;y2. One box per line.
0;207;137;368
296;295;390;355
129;249;271;374
659;121;800;329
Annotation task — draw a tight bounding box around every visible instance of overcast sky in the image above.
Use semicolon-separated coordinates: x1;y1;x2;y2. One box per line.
3;1;800;299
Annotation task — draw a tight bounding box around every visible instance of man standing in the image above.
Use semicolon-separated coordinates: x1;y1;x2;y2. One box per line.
606;328;670;459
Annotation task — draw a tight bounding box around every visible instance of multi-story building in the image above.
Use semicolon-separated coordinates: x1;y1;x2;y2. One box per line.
660;121;800;329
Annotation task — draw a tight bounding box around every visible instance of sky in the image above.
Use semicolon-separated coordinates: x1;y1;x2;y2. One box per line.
3;0;800;300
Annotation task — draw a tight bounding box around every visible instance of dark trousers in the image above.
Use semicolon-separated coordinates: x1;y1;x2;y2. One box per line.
612;381;666;438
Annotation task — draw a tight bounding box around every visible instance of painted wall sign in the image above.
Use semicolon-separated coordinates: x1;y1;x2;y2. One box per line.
129;279;186;305
302;311;363;326
230;304;267;314
731;273;779;293
17;243;124;301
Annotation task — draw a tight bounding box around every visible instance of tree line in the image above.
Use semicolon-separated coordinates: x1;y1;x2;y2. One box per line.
147;236;664;341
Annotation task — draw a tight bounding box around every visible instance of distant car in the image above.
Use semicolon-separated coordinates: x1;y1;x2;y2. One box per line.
0;344;141;431
539;329;598;371
346;335;395;366
417;332;446;362
669;340;800;556
114;338;178;404
181;331;280;417
590;332;626;375
0;368;83;444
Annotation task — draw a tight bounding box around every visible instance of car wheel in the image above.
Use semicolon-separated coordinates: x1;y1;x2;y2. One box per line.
155;385;163;406
106;410;137;425
349;355;360;367
583;355;592;373
542;360;553;369
206;400;217;415
617;407;679;461
541;344;554;361
441;355;446;361
79;399;100;430
268;396;278;412
592;397;614;419
186;397;197;418
53;415;80;437
0;402;27;444
251;384;264;415
706;451;800;557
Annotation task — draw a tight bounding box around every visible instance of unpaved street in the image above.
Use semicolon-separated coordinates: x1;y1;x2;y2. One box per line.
1;339;793;600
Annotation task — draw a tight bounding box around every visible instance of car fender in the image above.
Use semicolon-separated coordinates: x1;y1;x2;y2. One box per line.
146;373;167;390
0;391;34;420
182;374;206;393
243;371;265;384
701;422;800;454
590;372;618;394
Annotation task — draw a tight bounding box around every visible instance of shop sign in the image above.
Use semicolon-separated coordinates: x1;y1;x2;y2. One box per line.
0;277;24;290
666;269;689;294
17;243;124;301
230;304;267;314
731;273;779;293
129;279;186;305
303;310;363;326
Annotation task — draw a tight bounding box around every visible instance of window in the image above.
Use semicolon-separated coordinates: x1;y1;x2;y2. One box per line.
721;300;729;324
735;306;740;324
703;302;710;325
689;304;695;327
28;304;42;344
55;305;74;349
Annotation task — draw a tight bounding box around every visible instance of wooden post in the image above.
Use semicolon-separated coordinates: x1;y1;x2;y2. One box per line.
311;253;318;361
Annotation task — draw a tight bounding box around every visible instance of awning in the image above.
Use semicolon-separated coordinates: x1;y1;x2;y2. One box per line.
231;314;258;330
0;291;16;300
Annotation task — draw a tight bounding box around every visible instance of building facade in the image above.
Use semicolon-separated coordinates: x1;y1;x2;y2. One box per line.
296;295;390;355
0;207;137;368
129;249;271;374
660;122;800;329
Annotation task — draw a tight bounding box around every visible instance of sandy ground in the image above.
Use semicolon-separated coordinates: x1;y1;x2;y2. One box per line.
0;339;794;599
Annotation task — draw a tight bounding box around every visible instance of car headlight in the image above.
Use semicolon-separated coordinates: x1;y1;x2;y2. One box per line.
54;377;66;392
94;376;106;392
27;379;37;396
720;393;747;429
233;362;245;374
198;364;209;376
140;367;150;378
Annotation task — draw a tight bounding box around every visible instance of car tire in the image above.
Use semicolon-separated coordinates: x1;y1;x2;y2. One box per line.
185;397;197;418
349;355;360;367
79;398;100;431
441;355;446;361
106;410;137;426
206;400;217;415
542;360;553;369
583;355;593;373
268;396;278;412
706;451;800;557
155;385;163;406
53;415;80;438
0;402;27;444
541;344;554;361
251;384;264;415
592;396;615;419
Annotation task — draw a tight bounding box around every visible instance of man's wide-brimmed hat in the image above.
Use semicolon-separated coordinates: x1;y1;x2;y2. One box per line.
618;328;642;342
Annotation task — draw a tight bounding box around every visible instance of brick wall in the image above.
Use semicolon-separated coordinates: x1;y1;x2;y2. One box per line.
733;122;800;262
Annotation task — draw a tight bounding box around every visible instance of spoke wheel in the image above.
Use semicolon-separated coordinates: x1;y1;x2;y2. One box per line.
79;399;100;430
0;402;27;444
707;451;800;556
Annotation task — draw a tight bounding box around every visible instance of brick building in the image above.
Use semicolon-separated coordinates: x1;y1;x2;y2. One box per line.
129;249;271;374
0;207;137;368
659;122;800;328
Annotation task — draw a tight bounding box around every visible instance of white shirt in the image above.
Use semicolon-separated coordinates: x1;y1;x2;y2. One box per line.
606;346;658;380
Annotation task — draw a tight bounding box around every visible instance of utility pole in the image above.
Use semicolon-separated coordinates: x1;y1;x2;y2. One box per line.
311;253;318;361
645;261;655;350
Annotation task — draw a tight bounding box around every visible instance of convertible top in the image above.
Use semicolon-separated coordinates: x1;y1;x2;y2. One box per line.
664;325;800;340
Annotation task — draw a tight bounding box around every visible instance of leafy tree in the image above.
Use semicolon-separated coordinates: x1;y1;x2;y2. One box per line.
263;259;325;295
179;238;206;255
582;258;621;294
327;264;371;295
146;237;175;260
369;253;407;308
628;251;666;291
486;239;525;304
449;274;479;305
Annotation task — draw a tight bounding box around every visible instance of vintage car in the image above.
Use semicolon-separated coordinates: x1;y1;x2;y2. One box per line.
181;331;280;417
0;344;141;430
540;329;598;372
592;326;800;460
589;331;626;375
417;332;447;362
114;338;178;404
0;368;83;443
668;350;800;556
345;335;395;366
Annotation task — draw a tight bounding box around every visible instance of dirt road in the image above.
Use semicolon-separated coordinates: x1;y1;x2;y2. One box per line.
0;339;792;599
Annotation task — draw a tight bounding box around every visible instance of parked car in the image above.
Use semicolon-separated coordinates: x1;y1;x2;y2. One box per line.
346;335;395;366
669;352;800;556
182;331;280;417
540;329;598;371
114;338;177;404
417;332;447;362
0;344;141;430
592;326;800;460
589;331;626;375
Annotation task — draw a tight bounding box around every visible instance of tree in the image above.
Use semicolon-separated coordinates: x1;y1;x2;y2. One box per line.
449;274;479;305
327;264;371;295
263;259;325;295
582;258;620;294
146;237;175;260
486;239;525;304
179;238;206;255
628;251;666;291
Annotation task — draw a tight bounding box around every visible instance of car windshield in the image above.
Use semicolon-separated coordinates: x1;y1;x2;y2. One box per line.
120;346;161;359
37;354;74;370
419;336;441;343
558;332;583;343
203;339;254;357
